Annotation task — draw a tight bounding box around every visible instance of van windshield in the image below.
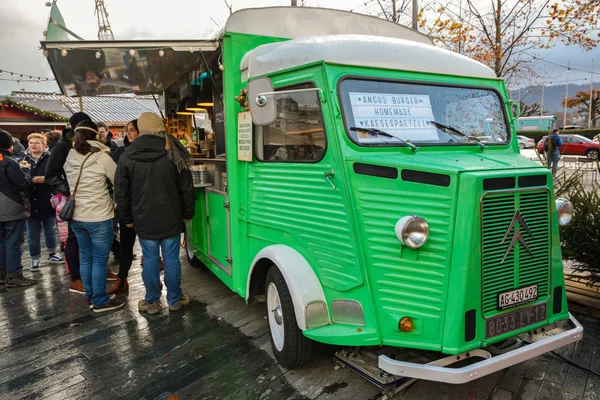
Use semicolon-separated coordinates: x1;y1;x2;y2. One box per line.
339;79;510;146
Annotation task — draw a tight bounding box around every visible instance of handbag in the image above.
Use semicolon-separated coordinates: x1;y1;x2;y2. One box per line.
59;153;94;221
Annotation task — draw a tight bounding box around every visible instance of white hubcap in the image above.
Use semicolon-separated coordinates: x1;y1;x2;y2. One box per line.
267;282;285;352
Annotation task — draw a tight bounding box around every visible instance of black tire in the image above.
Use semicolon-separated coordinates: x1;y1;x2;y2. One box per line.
265;266;312;369
586;149;599;160
519;143;525;149
184;231;202;268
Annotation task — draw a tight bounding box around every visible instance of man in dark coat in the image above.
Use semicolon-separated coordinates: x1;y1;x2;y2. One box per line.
44;112;91;293
0;129;37;287
21;133;63;272
115;113;194;314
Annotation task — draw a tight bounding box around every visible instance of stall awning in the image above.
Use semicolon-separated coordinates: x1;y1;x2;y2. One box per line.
41;40;220;97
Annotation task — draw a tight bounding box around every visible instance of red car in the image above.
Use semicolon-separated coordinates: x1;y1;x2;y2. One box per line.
537;134;600;159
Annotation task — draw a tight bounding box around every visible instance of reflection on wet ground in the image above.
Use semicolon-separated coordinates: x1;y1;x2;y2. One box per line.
2;241;600;400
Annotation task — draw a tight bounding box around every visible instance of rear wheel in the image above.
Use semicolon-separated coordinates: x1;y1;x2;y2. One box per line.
586;149;599;160
184;231;202;268
519;143;525;149
265;266;312;369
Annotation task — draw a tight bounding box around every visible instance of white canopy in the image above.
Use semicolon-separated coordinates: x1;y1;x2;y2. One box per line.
223;7;433;45
241;35;498;81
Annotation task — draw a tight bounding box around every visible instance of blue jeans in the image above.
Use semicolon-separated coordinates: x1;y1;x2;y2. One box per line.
550;151;560;175
139;235;182;306
0;220;25;277
70;220;113;306
26;216;57;259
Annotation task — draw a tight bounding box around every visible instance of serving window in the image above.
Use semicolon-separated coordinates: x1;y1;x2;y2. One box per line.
254;83;326;162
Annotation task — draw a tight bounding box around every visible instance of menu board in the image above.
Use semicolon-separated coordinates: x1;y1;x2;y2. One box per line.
237;111;253;162
349;92;438;142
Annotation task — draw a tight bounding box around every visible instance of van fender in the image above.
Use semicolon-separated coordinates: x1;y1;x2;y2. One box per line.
247;245;328;330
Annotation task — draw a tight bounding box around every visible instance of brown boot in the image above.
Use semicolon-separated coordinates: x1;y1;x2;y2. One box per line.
107;277;129;295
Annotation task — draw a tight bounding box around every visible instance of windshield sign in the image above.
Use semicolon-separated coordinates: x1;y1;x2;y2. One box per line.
339;79;509;146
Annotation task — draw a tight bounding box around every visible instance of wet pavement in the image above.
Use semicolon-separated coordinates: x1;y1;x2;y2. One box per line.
1;238;600;400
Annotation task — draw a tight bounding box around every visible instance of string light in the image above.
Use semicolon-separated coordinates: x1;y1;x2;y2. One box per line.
129;49;136;56
61;49;68;57
95;51;102;59
158;49;164;57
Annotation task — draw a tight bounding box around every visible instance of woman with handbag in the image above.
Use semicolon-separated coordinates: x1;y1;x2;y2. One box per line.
63;120;124;313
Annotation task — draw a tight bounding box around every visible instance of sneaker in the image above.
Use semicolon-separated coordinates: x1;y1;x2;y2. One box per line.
138;299;162;315
107;277;129;295
69;279;86;294
0;272;6;284
106;269;118;281
30;259;41;272
169;294;191;312
92;299;125;314
48;253;63;264
88;294;116;309
6;275;38;287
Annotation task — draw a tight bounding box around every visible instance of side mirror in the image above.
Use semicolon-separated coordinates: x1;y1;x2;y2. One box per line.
508;99;521;120
248;77;276;126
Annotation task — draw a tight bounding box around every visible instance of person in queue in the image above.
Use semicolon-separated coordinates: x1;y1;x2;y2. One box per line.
0;129;37;287
45;130;62;151
64;120;123;313
46;113;100;293
21;133;63;271
108;119;140;294
115;113;194;314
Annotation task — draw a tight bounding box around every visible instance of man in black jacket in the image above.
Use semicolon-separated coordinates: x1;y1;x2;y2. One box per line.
44;112;91;293
0;129;37;287
115;113;194;314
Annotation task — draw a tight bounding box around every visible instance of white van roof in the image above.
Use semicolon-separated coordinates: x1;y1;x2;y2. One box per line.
241;35;497;81
223;7;433;45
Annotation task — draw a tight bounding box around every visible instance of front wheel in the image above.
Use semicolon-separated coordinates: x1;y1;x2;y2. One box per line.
184;231;202;268
265;266;312;369
586;149;599;160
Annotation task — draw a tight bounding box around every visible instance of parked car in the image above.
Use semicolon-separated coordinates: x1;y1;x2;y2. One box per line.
537;134;600;159
563;125;586;130
517;135;535;149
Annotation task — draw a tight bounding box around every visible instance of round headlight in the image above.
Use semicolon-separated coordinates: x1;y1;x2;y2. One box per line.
395;215;430;248
556;198;574;226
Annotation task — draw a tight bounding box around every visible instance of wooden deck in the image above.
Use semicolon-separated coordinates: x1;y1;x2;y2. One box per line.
1;241;600;399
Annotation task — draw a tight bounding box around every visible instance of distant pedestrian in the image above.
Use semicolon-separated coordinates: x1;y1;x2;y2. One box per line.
11;137;25;158
45;112;93;294
548;128;563;176
64;120;124;313
0;128;37;288
115;113;194;314
21;133;63;272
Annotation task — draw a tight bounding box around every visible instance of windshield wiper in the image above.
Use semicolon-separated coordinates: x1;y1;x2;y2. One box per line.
429;121;486;150
349;127;418;152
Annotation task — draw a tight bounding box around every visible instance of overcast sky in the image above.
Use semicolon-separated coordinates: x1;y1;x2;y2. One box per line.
0;0;598;96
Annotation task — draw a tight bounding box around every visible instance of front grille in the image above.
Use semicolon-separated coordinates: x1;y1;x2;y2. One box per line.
481;190;551;316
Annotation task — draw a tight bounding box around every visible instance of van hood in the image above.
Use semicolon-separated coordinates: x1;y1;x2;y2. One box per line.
346;149;540;175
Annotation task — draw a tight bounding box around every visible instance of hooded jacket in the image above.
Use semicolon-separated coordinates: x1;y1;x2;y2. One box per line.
115;134;194;240
0;149;31;222
64;140;116;222
21;150;54;218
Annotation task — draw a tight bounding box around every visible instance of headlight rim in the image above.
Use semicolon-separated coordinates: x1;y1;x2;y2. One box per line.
395;215;430;249
555;198;574;226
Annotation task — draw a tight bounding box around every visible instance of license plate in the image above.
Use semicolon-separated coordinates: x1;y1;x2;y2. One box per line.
486;303;547;338
498;284;538;310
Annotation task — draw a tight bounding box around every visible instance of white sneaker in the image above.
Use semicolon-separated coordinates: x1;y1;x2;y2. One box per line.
30;259;41;272
48;253;63;264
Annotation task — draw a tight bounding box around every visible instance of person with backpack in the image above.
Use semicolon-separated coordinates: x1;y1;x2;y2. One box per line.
545;128;563;175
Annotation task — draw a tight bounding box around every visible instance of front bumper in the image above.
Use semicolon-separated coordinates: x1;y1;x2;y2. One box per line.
379;313;583;384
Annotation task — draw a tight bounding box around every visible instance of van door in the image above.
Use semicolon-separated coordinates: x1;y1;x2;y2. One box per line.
246;72;364;292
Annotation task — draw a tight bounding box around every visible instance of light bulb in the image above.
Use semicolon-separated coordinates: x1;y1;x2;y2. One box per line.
129;49;136;56
37;80;40;84
158;49;164;57
61;49;68;57
95;51;102;59
189;47;194;53
219;64;224;71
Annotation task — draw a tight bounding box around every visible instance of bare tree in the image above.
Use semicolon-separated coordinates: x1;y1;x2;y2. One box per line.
223;0;233;15
417;1;599;82
562;90;600;128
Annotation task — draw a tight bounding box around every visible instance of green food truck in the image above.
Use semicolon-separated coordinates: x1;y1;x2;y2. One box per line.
42;6;582;396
